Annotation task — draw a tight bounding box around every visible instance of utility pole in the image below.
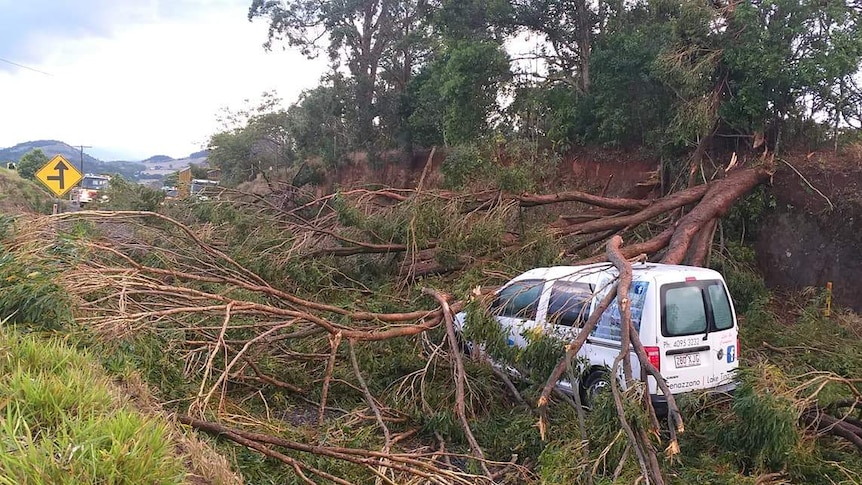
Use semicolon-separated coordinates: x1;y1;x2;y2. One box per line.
75;145;92;206
77;145;92;175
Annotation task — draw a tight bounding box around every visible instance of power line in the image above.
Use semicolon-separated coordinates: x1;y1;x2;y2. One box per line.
0;57;52;76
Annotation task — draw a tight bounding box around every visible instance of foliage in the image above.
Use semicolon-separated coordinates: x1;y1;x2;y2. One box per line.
409;40;511;146
100;176;165;211
208;92;298;185
723;185;777;243
710;245;769;314
0;251;73;331
15;148;49;180
720;369;800;470
440;143;490;188
0;327;186;485
249;0;433;147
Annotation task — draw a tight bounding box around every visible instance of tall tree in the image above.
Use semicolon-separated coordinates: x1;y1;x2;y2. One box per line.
249;0;432;147
656;0;862;167
512;0;609;94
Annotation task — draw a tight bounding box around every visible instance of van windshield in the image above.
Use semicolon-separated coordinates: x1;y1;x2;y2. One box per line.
661;280;734;337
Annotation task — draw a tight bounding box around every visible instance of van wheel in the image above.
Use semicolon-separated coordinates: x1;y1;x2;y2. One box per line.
582;370;610;409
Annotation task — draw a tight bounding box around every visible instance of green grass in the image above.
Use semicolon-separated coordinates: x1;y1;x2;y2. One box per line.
0;326;186;485
0;168;54;214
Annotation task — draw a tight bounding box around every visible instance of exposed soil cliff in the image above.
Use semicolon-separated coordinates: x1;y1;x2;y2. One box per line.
755;148;862;311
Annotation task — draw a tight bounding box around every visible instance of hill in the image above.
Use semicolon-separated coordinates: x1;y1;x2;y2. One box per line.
141;155;174;164
0;140;146;181
0;140;101;167
139;151;209;179
0;167;53;214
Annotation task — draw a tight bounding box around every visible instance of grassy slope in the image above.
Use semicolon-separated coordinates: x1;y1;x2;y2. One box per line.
0;326;186;484
0;217;242;485
0;168;54;214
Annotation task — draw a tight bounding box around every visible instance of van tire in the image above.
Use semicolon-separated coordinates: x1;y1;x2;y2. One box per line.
582;370;610;409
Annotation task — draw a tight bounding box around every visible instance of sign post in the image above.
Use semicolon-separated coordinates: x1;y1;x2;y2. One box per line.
35;155;84;199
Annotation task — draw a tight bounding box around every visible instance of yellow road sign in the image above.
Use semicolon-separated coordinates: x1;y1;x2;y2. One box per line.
35;155;83;197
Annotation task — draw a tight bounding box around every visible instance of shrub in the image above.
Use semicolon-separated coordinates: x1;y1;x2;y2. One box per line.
719;370;800;471
100;176;165;212
0;252;73;331
441;143;490;189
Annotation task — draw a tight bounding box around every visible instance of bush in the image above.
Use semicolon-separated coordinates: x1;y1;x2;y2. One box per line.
441;143;490;189
0;252;73;331
719;370;800;471
100;176;165;212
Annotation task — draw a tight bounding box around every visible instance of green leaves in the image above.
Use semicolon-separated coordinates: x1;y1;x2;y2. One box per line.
16;148;49;181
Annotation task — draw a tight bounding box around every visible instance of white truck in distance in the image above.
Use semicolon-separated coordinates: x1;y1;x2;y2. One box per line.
72;174;110;204
455;262;739;409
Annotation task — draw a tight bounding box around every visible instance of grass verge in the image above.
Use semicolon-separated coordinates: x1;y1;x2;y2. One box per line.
0;325;186;484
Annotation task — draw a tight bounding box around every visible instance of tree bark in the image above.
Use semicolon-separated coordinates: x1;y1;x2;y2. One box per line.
662;167;771;265
557;184;709;235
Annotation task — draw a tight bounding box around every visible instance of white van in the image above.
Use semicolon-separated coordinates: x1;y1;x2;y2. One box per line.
455;262;739;409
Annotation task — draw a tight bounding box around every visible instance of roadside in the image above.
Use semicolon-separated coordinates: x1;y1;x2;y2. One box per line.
0;214;242;485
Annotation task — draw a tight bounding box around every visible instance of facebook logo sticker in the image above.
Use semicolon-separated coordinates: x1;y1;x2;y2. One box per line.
726;345;736;363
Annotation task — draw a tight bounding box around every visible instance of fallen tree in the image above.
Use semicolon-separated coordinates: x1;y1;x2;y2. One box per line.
205;158;773;281
24;154;812;484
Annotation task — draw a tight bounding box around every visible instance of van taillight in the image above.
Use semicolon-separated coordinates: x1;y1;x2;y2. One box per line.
737;338;740;359
646;346;661;371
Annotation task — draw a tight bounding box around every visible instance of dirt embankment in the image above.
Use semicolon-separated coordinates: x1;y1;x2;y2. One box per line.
755;148;862;311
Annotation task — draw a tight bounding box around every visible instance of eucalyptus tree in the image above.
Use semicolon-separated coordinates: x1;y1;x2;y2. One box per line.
249;0;434;147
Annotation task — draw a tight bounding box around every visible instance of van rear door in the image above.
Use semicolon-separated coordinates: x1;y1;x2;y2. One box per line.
659;279;738;393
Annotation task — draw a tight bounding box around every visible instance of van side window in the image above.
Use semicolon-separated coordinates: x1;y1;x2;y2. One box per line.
492;280;543;320
592;281;650;341
548;281;592;327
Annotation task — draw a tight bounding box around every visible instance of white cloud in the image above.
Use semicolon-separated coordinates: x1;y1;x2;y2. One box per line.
0;3;327;160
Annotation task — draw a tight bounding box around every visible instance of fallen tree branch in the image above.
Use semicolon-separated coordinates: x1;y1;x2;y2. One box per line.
177;414;499;484
422;288;493;480
517;190;651;210
556;184;710;235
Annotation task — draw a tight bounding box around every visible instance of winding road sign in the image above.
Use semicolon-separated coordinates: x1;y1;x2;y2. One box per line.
35;155;83;197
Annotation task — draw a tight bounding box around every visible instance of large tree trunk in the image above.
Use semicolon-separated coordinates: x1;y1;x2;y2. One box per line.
662;167;771;265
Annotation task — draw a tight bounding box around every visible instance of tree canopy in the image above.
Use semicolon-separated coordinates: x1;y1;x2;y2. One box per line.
196;0;862;185
16;149;49;181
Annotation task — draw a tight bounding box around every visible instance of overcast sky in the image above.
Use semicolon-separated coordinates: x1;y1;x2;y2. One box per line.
0;0;328;160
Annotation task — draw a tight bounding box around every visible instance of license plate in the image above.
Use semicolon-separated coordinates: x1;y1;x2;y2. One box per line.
674;353;701;368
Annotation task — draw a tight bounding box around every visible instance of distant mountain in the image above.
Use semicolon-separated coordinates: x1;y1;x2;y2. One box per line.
0;140;102;167
0;140;146;181
142;155;174;164
139;150;209;179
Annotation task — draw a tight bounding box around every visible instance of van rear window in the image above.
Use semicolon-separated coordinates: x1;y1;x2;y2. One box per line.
661;280;735;337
